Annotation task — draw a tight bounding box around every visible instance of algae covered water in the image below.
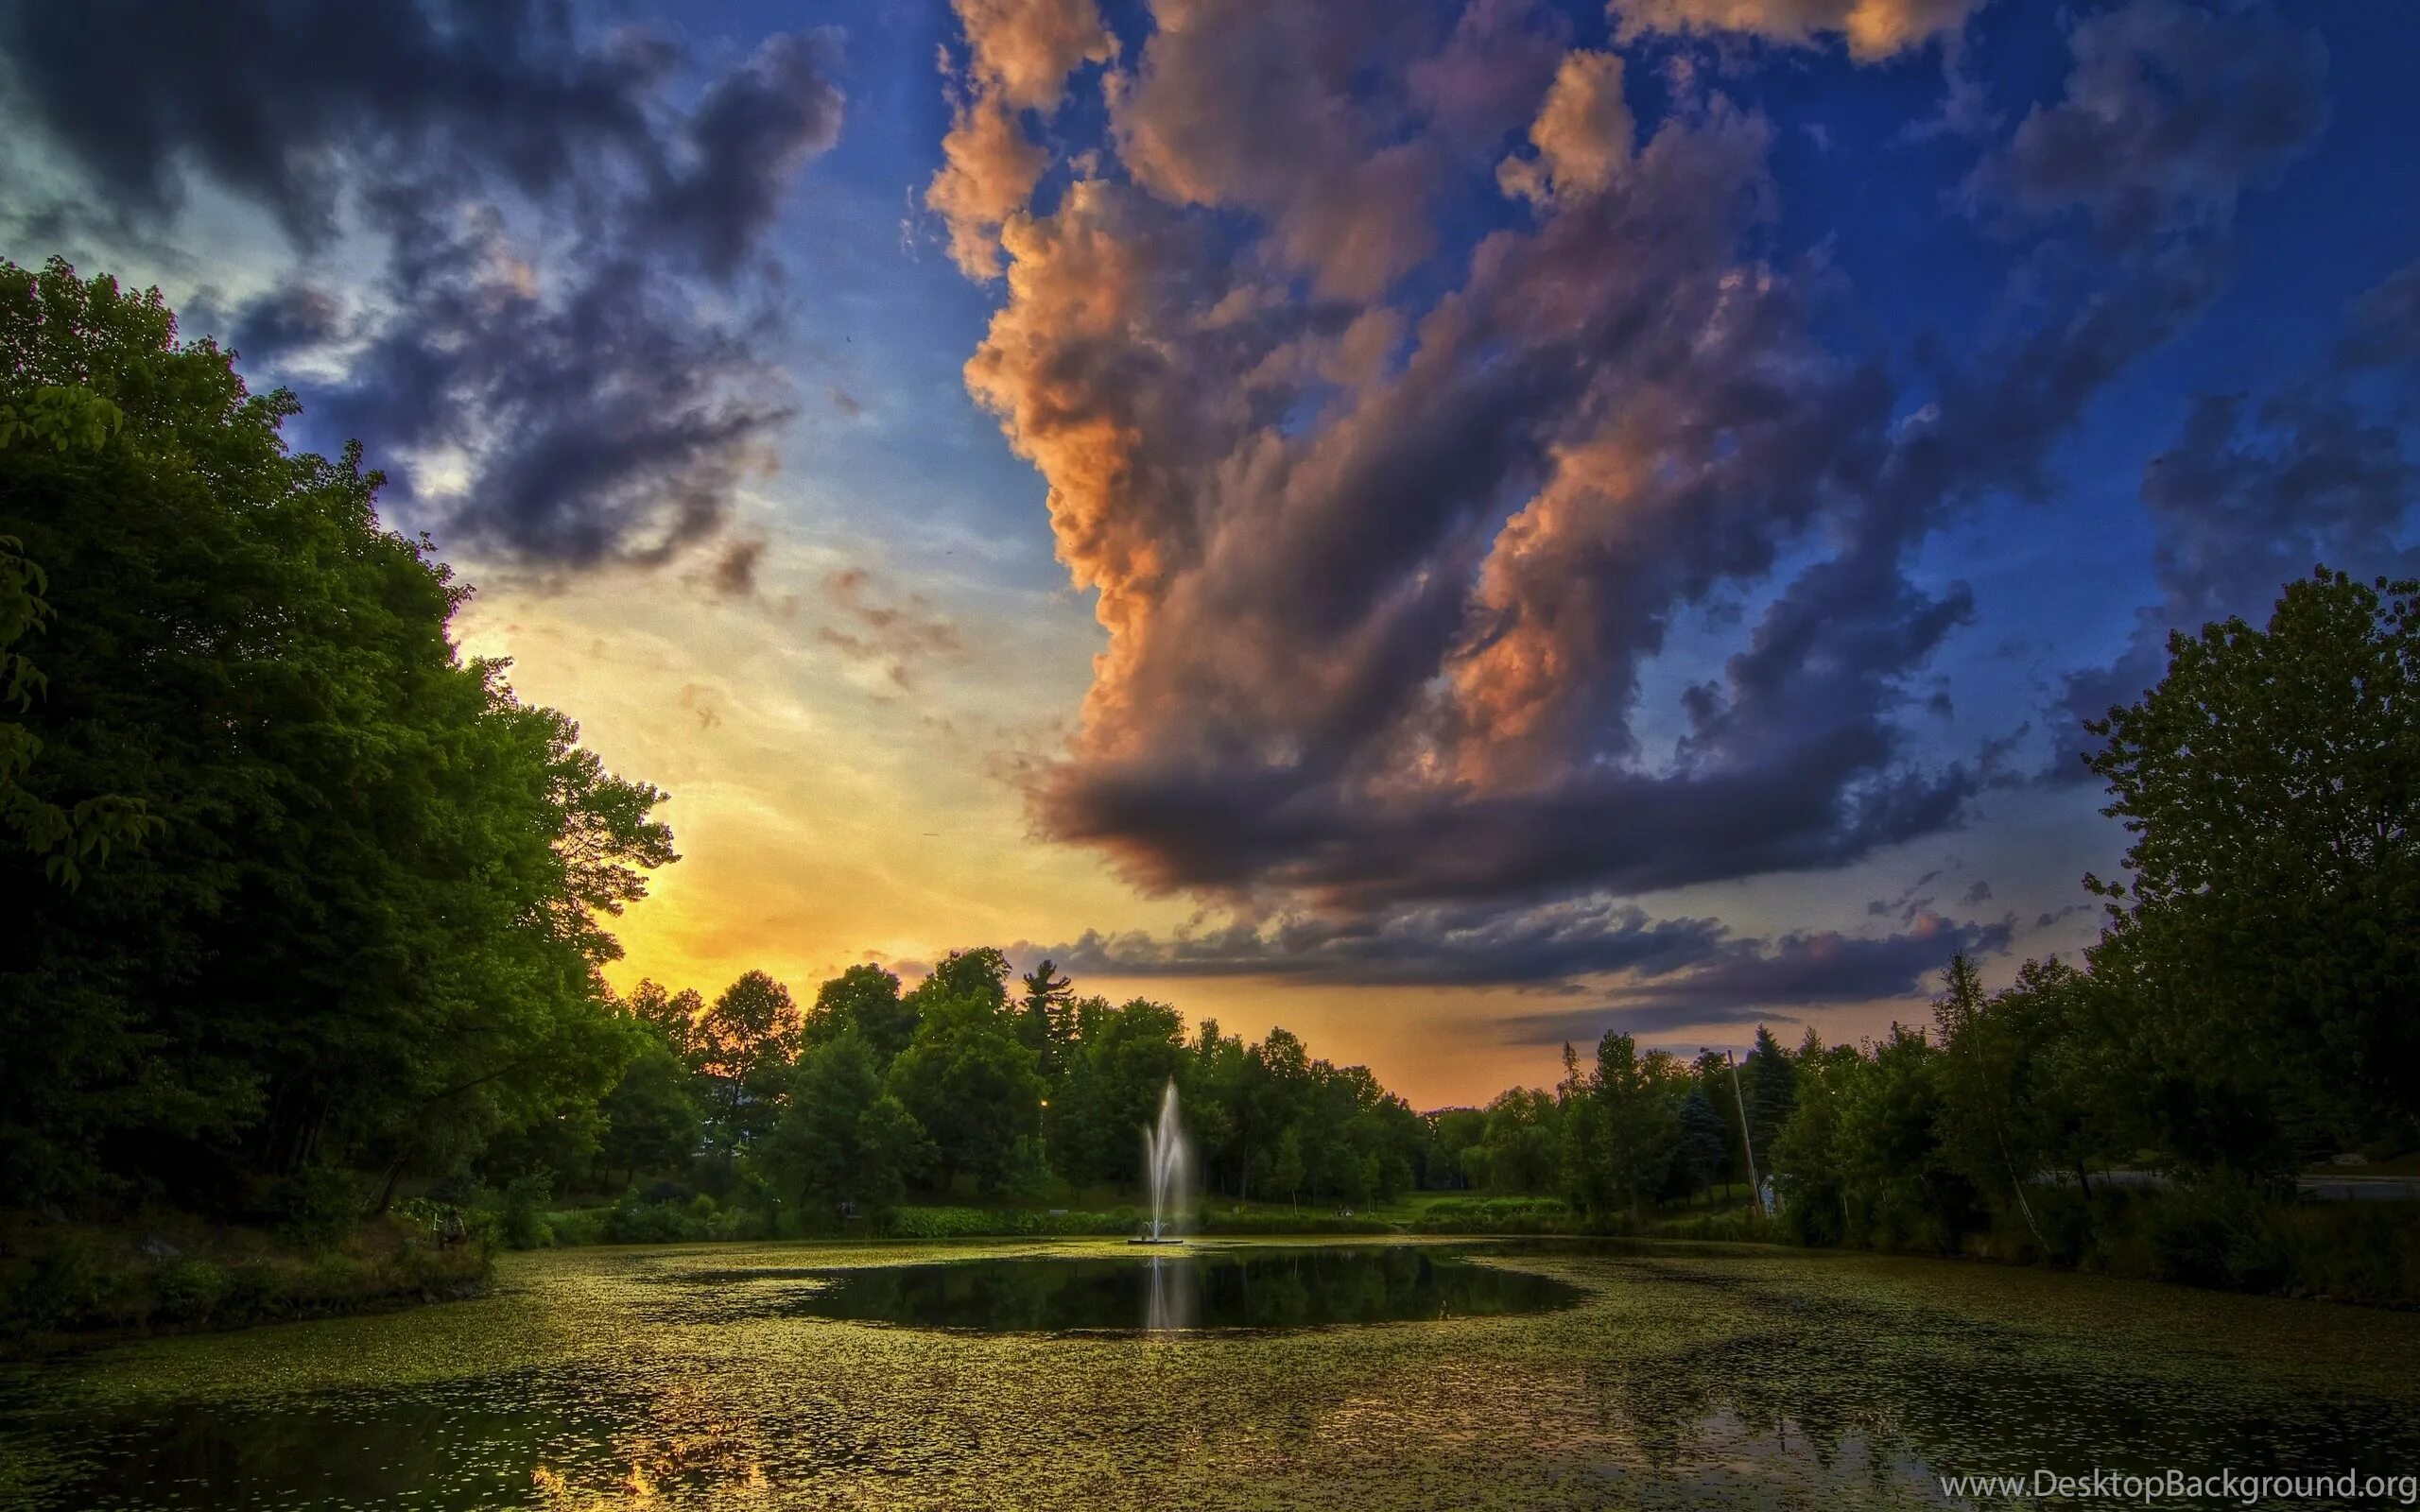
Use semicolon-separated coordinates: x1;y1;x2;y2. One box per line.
6;1237;2419;1509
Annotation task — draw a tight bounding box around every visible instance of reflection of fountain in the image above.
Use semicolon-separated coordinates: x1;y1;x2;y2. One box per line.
1143;1254;1195;1331
1131;1080;1191;1245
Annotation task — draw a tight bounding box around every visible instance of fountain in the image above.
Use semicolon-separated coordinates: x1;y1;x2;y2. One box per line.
1131;1079;1191;1245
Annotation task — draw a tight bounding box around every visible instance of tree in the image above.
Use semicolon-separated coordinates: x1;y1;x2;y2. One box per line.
626;980;705;1064
596;1040;701;1191
0;260;676;1211
1017;958;1075;1075
999;1135;1059;1206
1070;999;1189;1185
2083;568;2420;1159
1428;1108;1489;1190
769;1032;933;1225
1934;954;2127;1254
1830;1025;1978;1250
1472;1088;1562;1194
804;964;914;1064
1594;1034;1682;1221
1744;1023;1798;1160
885;988;1045;1192
913;947;1012;1011
1931;953;2046;1246
695;971;801;1153
1675;1090;1727;1200
3;524;156;887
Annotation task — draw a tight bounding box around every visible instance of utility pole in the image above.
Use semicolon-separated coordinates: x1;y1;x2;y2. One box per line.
1725;1049;1761;1218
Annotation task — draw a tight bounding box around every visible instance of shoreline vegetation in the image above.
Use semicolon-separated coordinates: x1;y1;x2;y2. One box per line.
5;260;2416;1343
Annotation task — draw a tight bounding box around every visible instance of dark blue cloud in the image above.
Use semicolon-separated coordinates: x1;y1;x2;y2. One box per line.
0;0;843;569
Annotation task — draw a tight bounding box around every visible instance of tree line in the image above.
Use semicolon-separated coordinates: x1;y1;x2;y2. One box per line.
530;951;1437;1228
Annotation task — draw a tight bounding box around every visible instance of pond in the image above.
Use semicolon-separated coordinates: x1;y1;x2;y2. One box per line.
769;1246;1582;1332
7;1236;2420;1509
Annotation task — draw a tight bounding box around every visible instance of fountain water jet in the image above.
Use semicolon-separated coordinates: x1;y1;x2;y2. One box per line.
1132;1079;1191;1245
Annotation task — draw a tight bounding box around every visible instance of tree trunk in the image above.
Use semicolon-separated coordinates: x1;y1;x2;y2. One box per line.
373;1158;406;1216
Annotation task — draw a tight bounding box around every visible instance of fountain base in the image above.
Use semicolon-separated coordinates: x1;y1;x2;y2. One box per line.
1126;1236;1184;1246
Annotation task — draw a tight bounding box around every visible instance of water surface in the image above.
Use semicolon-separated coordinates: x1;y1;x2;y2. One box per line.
774;1245;1581;1332
7;1237;2418;1510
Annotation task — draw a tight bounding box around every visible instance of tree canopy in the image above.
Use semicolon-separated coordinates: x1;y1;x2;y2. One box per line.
1;259;675;1211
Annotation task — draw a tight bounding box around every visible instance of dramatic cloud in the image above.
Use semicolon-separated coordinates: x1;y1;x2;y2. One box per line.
944;0;2325;949
295;206;792;568
1972;0;2327;249
1105;0;1476;300
1497;909;2014;1045
1025;899;1729;988
1495;49;1633;207
1016;890;2003;1005
925;0;1113;277
0;0;843;569
647;33;845;279
1025;894;2008;1007
1613;0;1987;61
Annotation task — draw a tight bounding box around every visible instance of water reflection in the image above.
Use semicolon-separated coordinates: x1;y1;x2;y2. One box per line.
1145;1254;1188;1332
782;1246;1582;1332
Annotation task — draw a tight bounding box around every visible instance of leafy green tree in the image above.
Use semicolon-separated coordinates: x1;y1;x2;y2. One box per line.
2;528;156;887
804;964;914;1064
1066;998;1189;1184
597;1040;702;1192
999;1134;1060;1206
1595;1034;1683;1221
1473;1088;1563;1194
1556;1043;1613;1214
0;260;674;1210
769;1032;933;1225
1268;1126;1305;1205
695;971;801;1153
1832;1025;1978;1250
625;979;705;1064
885;988;1045;1191
913;947;1012;1011
2083;568;2420;1160
1770;1040;1865;1245
1234;1027;1317;1201
1428;1107;1489;1189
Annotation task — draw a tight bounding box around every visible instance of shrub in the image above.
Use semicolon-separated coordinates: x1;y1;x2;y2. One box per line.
149;1258;226;1324
268;1166;363;1253
543;1208;607;1246
2139;1176;2292;1292
601;1194;705;1244
1199;1209;1392;1235
499;1174;554;1250
2281;1203;2420;1305
1406;1197;1575;1234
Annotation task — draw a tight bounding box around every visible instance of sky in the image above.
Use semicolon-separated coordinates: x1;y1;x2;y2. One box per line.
4;0;2416;1108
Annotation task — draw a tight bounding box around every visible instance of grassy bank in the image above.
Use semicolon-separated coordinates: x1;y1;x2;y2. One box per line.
503;1189;1693;1248
0;1206;492;1349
